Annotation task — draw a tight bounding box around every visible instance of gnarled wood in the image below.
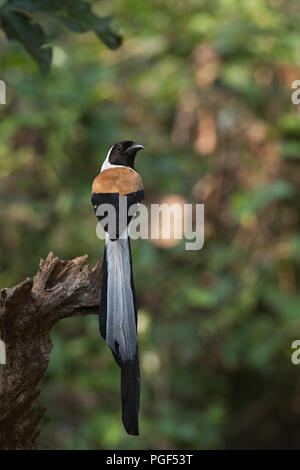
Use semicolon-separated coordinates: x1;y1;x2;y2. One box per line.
0;252;102;450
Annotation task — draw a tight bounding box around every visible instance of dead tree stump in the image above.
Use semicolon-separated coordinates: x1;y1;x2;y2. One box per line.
0;252;102;450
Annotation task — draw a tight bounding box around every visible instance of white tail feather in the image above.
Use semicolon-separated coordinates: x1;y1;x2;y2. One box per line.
106;235;137;360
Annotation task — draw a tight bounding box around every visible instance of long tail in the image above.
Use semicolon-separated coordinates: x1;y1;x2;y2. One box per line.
100;234;140;435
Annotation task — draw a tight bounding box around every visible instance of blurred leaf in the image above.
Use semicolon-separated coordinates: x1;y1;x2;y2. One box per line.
231;181;295;219
0;0;122;71
1;8;52;73
4;0;122;49
281;140;300;160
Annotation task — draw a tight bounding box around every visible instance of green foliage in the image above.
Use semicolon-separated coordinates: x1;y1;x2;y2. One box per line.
0;0;122;72
1;6;52;73
231;181;295;220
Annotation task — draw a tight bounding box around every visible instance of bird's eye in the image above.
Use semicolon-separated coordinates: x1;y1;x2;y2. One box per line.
117;144;122;151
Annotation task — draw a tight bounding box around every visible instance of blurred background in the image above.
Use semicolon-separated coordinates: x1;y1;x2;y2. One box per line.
1;0;300;450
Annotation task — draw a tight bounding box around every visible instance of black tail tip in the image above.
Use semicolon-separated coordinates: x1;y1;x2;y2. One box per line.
120;356;140;437
122;416;139;436
126;428;139;436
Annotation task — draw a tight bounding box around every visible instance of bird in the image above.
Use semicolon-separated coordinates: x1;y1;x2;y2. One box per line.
91;141;144;436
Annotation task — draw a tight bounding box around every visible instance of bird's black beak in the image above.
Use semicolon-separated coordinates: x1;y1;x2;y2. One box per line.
125;143;144;155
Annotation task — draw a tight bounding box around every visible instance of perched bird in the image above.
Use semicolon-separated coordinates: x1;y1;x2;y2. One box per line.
91;141;144;435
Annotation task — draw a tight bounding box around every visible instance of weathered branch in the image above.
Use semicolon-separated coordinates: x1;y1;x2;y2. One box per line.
0;252;102;450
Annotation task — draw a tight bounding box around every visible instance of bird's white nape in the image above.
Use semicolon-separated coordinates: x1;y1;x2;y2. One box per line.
101;146;114;172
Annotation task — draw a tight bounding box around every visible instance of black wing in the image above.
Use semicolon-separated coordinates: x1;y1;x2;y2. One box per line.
91;190;144;240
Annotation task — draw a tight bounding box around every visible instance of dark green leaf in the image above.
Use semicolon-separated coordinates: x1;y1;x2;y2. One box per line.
1;8;52;73
4;0;122;49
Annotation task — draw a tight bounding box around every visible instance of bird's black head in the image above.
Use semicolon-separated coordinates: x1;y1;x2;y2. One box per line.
108;140;144;169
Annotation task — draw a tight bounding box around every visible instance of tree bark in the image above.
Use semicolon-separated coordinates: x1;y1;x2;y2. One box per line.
0;252;102;450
